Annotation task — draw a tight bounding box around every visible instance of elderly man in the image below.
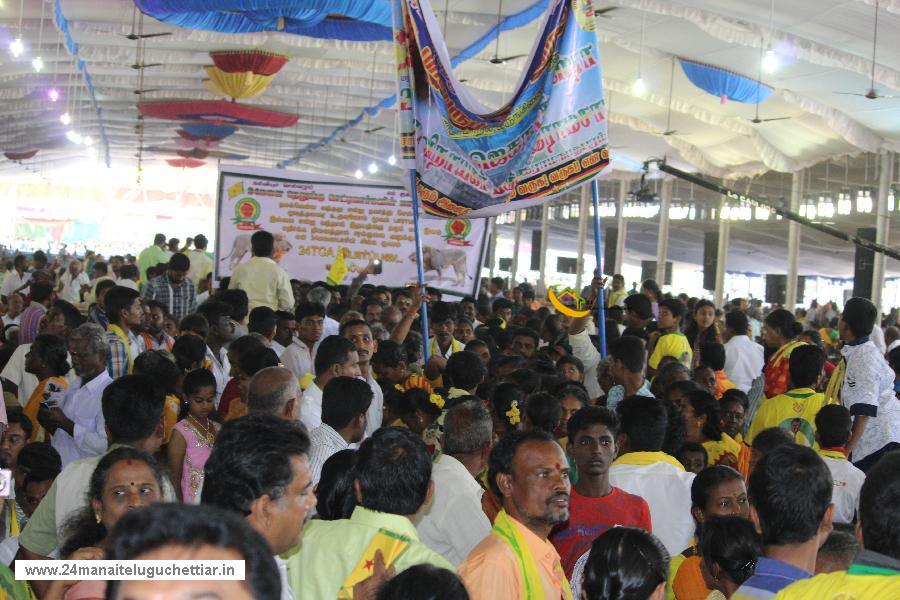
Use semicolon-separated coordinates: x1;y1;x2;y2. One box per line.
0;254;30;303
38;323;113;467
229;230;294;312
141;253;196;323
459;429;571;599
202;414;316;600
417;399;493;566
247;366;301;421
57;260;90;304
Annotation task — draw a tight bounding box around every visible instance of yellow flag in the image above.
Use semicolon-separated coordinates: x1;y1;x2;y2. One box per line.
227;181;244;199
337;529;410;599
326;248;349;286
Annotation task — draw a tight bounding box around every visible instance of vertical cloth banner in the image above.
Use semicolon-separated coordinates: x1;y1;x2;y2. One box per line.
394;0;610;219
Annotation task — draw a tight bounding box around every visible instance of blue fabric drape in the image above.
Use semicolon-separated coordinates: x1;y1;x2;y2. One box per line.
54;0;110;166
679;58;773;104
277;0;551;168
135;0;393;41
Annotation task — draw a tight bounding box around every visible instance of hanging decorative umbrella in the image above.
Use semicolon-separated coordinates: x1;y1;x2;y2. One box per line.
174;137;221;149
4;149;39;161
140;100;298;127
210;50;289;76
204;67;276;100
177;124;238;141
166;158;206;168
679;58;774;104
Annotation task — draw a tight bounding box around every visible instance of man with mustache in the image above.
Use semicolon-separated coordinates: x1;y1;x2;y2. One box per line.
341;319;384;438
459;429;573;599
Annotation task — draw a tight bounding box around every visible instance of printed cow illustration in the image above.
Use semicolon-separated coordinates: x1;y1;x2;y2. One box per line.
410;246;471;287
220;233;293;269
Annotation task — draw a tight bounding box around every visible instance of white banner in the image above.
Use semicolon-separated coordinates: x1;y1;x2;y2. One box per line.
215;167;488;297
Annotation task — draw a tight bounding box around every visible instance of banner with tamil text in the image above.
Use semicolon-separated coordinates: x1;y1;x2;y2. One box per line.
215;167;488;297
394;0;610;218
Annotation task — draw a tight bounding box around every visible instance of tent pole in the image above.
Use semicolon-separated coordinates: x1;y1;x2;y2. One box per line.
408;170;431;360
591;179;607;358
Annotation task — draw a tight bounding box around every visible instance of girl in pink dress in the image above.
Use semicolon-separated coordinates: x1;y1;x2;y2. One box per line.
166;369;219;503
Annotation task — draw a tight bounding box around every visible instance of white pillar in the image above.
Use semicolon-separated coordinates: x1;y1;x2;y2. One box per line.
538;203;550;295
511;209;522;287
655;179;673;285
488;217;498;279
714;218;730;306
575;186;589;290
614;179;627;274
873;151;895;314
785;171;803;308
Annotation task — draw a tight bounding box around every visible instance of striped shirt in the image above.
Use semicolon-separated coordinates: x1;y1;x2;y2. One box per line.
307;423;349;485
141;275;196;323
732;557;812;600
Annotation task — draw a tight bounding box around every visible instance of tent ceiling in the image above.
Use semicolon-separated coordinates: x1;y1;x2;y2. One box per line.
0;0;899;181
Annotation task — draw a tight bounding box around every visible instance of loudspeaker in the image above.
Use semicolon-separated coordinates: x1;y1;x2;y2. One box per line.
703;231;718;292
765;275;807;305
498;258;513;272
640;261;673;285
604;227;618;276
852;227;876;299
530;229;542;271
557;257;578;274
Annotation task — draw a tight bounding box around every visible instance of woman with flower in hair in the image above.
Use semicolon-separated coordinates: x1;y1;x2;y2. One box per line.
489;382;524;441
394;387;446;459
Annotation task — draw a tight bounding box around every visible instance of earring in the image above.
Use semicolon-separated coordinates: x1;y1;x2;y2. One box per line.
95;514;102;524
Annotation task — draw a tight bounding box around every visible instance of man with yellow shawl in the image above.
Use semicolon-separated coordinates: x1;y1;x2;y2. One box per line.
460;429;574;599
102;286;145;379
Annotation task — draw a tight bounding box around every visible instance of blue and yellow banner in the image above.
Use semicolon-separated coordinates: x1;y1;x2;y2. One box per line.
393;0;610;218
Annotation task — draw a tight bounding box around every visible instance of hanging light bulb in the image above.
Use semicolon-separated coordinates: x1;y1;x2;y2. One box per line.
59;112;71;125
632;77;647;97
31;56;44;72
47;88;59;102
761;49;779;73
354;169;363;180
387;154;397;166
9;38;23;58
83;136;94;147
367;161;378;175
66;130;83;145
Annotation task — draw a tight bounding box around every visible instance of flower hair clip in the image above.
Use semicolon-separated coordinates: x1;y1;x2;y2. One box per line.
395;384;405;393
429;393;445;409
505;400;521;426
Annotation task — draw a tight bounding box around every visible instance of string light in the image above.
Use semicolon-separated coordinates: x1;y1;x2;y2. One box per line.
59;112;71;125
354;169;363;179
837;189;852;215
761;49;779;73
367;161;378;175
632;77;647;97
387;154;397;166
856;189;873;213
47;88;59;102
31;56;44;72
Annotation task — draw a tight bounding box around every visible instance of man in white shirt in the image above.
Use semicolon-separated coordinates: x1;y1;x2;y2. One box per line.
282;303;324;381
341;319;385;438
299;336;360;432
1;302;81;407
57;260;90;304
201;413;316;600
307;286;340;338
2;292;23;328
0;255;29;303
228;230;295;311
417;399;492;566
836;297;900;472
247;367;301;422
815;405;865;524
270;311;297;359
723;310;765;393
185;234;213;287
197;301;235;404
608;395;695;555
38;323;113;467
308;377;372;484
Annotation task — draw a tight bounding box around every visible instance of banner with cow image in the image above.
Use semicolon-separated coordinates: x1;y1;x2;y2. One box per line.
215;166;488;297
393;0;610;219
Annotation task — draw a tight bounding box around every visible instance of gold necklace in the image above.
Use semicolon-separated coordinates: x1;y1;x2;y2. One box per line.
188;414;215;445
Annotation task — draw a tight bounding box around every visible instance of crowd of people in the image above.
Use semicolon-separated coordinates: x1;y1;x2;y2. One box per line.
0;230;897;599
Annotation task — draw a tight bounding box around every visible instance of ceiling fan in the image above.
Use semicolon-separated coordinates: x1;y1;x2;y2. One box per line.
122;5;172;40
133;88;162;95
131;62;163;70
833;0;900;99
485;0;527;65
363;126;385;134
655;58;685;137
746;44;792;123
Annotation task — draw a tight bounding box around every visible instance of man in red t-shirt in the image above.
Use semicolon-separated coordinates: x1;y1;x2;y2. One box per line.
550;405;652;577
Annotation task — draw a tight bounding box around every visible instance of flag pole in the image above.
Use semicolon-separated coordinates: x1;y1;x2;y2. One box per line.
409;171;431;360
590;179;607;358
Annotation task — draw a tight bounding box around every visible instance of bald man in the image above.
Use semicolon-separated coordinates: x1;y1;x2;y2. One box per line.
247;367;301;422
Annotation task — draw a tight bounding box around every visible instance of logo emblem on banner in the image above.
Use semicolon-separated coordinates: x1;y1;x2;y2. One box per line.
233;197;261;230
444;219;473;246
548;285;590;318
